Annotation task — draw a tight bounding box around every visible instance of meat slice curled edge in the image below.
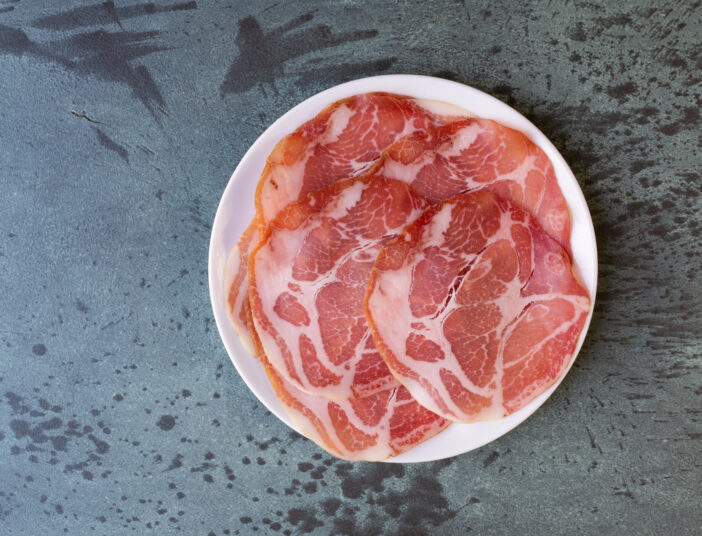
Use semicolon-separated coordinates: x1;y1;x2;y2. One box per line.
225;220;259;355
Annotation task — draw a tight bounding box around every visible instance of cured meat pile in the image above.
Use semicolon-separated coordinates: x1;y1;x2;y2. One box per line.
226;92;590;461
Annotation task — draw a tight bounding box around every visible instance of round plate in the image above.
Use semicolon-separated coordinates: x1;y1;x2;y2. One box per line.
208;74;598;463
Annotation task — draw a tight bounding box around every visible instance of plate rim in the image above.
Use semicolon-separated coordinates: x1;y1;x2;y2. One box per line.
208;74;598;463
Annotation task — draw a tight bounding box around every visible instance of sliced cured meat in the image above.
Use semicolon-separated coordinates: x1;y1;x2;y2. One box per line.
229;93;465;353
254;92;466;231
249;176;428;399
365;189;589;422
244;300;449;461
368;118;572;255
265;361;450;461
247;320;449;461
225;220;259;355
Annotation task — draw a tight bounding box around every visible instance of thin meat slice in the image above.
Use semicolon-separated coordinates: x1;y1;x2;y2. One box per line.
254;92;467;232
249;176;429;400
225;220;259;355
265;361;450;461
229;93;465;352
365;190;589;422
368;118;572;255
247;318;449;461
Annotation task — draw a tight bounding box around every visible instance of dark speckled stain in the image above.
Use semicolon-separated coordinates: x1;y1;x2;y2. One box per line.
293;57;397;89
262;459;460;535
2;391;110;490
335;462;405;499
433;70;461;82
165;453;184;471
595;13;634;29
279;460;459;536
286;507;324;533
375;474;459;535
74;299;89;313
0;23;34;55
606;82;638;103
221;13;391;95
93;127;129;163
32;1;197;30
156;414;176;431
0;8;180;118
568;21;587;42
321;497;341;516
482;450;499;468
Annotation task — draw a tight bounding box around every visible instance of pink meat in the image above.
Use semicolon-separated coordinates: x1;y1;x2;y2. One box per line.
254;92;466;231
247;276;449;462
259;352;449;461
228;93;465;353
368;118;572;255
249;176;428;400
365;189;589;422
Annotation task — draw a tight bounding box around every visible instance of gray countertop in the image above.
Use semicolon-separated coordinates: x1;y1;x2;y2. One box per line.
1;1;700;534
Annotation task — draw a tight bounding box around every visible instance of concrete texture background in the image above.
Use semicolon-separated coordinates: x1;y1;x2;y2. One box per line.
0;1;700;534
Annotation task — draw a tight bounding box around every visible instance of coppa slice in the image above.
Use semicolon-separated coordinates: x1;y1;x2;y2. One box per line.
263;359;450;461
249;176;428;400
255;92;467;231
246;317;449;461
228;93;466;354
369;118;572;255
365;190;590;422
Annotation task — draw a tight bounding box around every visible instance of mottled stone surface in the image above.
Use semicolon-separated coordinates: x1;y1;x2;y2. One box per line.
1;1;700;534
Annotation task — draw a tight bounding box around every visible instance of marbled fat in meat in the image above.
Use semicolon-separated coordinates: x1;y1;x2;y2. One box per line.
243;303;448;461
249;176;428;400
368;118;572;255
228;93;466;353
365;190;589;422
254;92;466;231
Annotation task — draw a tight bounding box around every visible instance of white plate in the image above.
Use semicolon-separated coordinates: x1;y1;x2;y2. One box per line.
208;75;598;463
